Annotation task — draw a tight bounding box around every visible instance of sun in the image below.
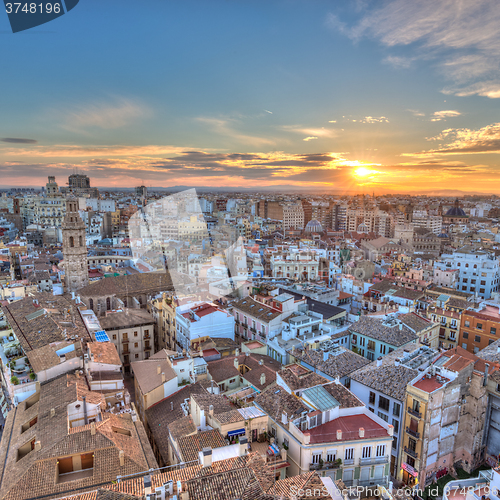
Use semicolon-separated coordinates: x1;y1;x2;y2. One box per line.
354;167;372;177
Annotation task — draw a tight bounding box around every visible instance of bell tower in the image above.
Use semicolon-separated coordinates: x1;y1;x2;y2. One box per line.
62;197;89;292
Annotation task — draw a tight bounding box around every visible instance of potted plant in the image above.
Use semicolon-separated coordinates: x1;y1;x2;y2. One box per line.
318;458;324;469
10;376;19;385
29;372;36;381
335;458;342;467
282;442;289;451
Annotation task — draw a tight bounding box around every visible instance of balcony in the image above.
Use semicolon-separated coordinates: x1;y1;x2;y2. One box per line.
359;456;389;466
406;427;420;439
358;477;389;488
408;408;421;418
404;446;418;459
122;338;129;343
343;458;355;466
309;461;342;471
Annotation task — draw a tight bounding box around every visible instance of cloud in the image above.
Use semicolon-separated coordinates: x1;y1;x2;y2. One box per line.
303;137;318;141
54;97;151;132
282;125;338;138
406;122;500;155
407;109;425;117
327;0;500;98
430;110;461;121
360;116;389;123
264;110;273;114
0;138;37;144
328;120;337;123
382;55;414;68
196;116;277;147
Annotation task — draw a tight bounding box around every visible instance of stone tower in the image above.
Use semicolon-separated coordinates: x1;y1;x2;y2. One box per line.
62;197;89;292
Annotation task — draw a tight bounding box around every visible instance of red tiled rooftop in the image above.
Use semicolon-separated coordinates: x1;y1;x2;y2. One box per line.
287;364;309;377
413;374;449;393
245;341;264;350
307;413;388;444
465;305;500;320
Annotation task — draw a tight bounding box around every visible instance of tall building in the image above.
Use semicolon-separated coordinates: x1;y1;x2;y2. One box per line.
68;173;90;189
62;198;89;292
283;203;304;230
136;185;147;198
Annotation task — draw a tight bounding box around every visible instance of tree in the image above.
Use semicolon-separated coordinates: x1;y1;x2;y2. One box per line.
10;376;19;385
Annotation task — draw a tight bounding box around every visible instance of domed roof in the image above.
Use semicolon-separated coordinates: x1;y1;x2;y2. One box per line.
305;219;323;233
438;232;449;238
357;222;369;233
445;199;466;217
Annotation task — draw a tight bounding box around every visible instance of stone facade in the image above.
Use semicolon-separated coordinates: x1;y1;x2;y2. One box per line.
62;198;89;292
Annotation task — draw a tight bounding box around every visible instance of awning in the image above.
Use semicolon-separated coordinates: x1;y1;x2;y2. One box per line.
402;463;418;477
227;428;246;437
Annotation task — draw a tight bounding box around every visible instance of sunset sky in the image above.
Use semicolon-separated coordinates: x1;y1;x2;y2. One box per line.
1;0;500;194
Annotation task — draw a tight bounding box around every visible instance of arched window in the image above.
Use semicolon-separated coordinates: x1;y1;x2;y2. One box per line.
106;297;111;310
69;236;74;247
89;298;94;310
79;235;83;246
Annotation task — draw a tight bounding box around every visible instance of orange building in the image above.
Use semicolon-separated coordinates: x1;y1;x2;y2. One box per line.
459;304;500;353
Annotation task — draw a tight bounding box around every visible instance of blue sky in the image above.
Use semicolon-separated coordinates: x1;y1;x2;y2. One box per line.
1;0;500;193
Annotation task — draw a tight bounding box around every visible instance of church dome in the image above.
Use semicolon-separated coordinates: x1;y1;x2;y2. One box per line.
445;199;466;217
357;222;369;233
305;219;323;233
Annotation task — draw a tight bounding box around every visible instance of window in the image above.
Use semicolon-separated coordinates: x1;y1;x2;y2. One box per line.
480;288;486;294
134;342;138;348
134;332;138;337
392;436;398;449
475;335;481;343
489;339;495;345
481;280;486;286
392;418;399;434
463;332;469;339
69;236;74;247
145;329;149;335
352;334;357;344
380;344;386;354
369;407;374;413
362;446;371;459
465;320;470;327
367;340;376;351
378;411;388;422
345;448;354;460
135;354;139;358
312;453;322;464
408;438;417;451
369;392;376;404
477;323;483;330
407;456;415;467
229;378;236;384
393;402;401;417
412;400;420;413
492;327;497;335
112;334;117;340
378;396;390;411
376;445;385;457
326;451;336;462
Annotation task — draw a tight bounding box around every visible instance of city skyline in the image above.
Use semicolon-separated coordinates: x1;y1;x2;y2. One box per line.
1;0;500;193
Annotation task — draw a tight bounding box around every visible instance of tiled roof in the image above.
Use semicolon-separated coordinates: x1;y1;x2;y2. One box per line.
231;296;282;321
293;346;370;379
168;415;197;441
78;272;176;298
349;316;418;346
478;338;500;363
0;374;156;500
177;429;227;462
145;383;209;464
350;344;421;400
89;342;122;366
131;352;177;395
254;386;310;422
399;312;432;333
214;409;245;425
321;382;364;408
191;392;233;415
100;308;155;330
278;366;330;393
27;340;82;373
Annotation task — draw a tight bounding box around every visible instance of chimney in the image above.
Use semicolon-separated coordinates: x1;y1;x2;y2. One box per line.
497;345;500;354
235;348;240;356
388;424;394;436
161;372;166;383
323;351;330;362
484;363;489;386
399;323;403;330
180;493;190;500
260;373;266;386
34;440;41;452
281;448;287;461
377;357;383;367
359;427;365;438
259;359;264;366
143;475;152;495
234;357;239;370
90;422;96;435
336;429;342;440
395;359;401;367
239;436;248;456
303;432;310;445
199;447;213;467
209;404;214;416
157;365;161;375
50;408;55;418
83;396;88;425
119;450;124;466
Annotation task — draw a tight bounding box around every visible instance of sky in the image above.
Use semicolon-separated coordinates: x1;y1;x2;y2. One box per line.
1;0;500;194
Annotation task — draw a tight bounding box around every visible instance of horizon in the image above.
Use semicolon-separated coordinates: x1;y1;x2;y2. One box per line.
1;1;500;193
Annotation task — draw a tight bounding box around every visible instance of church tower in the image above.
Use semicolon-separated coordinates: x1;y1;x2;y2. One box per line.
62;197;89;292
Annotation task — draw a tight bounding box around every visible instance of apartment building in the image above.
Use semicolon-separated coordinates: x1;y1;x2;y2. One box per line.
349;315;419;361
399;347;494;487
283;203;305;230
270;251;320;281
441;247;500;299
350;345;439;477
459;303;500;353
254;380;394;489
99;308;155;372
